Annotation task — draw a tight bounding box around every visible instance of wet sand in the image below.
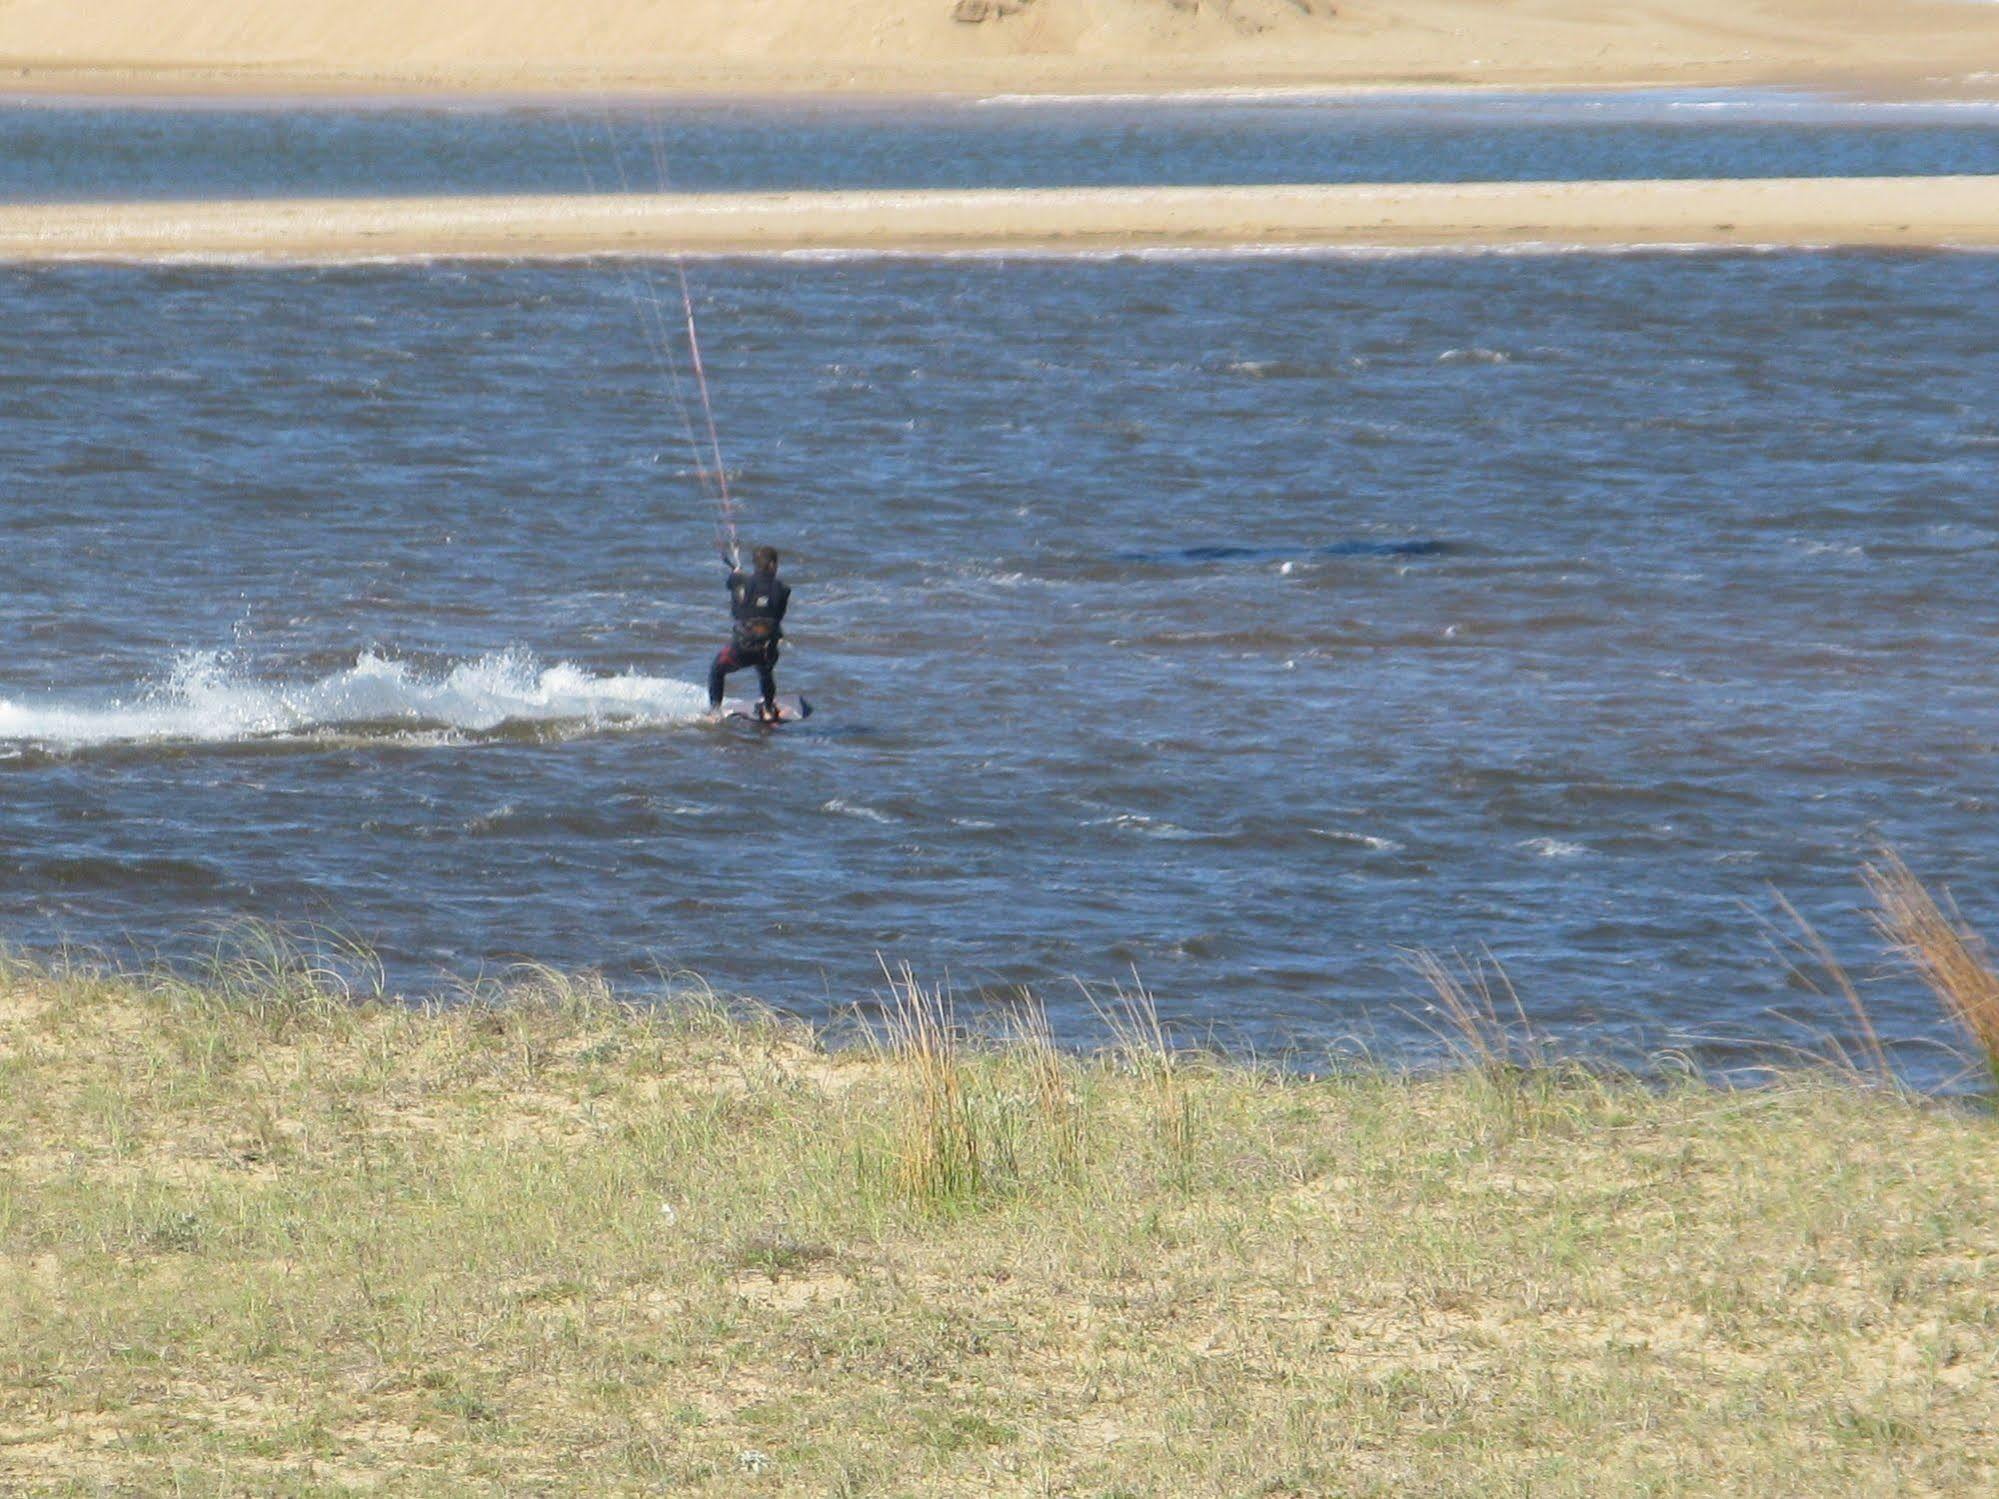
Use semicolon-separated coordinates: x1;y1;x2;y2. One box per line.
1;177;1993;260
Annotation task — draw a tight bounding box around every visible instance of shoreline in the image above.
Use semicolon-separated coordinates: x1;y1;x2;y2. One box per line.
2;177;1995;261
3;79;1998;118
0;78;1927;110
1;65;1995;108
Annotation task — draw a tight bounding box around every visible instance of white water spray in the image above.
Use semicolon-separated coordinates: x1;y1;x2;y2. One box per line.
0;649;709;751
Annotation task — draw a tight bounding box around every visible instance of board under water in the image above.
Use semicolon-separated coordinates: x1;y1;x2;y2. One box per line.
720;696;813;727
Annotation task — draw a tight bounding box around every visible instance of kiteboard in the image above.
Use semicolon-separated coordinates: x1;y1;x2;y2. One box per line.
721;695;813;727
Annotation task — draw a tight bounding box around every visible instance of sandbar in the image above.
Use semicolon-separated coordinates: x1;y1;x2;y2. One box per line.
0;178;1993;261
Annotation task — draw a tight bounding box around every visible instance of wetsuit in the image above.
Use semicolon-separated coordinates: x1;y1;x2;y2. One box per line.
708;564;791;710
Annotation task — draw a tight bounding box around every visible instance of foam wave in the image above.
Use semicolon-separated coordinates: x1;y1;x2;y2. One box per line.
0;649;709;751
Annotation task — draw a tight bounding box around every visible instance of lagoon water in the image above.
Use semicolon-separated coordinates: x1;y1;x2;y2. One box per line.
2;96;1997;1078
0;90;1995;201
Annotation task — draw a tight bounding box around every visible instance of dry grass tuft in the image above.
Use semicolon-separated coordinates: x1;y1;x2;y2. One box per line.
1866;851;1999;1086
871;959;993;1209
1762;890;1895;1087
1405;945;1545;1074
169;918;381;1026
1089;972;1197;1182
1002;991;1085;1179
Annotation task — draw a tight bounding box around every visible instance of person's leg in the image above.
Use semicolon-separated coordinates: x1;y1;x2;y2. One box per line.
755;647;778;710
708;646;739;710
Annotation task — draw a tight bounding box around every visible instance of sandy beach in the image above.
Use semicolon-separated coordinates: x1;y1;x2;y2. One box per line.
2;177;1994;260
0;0;1995;100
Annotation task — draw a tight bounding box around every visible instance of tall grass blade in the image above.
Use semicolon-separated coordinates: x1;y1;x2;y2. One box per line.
874;959;986;1210
1865;852;1999;1089
1402;946;1543;1074
1761;890;1895;1088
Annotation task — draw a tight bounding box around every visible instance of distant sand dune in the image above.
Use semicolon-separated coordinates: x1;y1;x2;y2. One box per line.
0;0;1994;97
3;178;1994;260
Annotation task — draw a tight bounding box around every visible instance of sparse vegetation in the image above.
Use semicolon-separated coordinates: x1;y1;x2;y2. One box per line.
4;875;1999;1494
1868;851;1999;1087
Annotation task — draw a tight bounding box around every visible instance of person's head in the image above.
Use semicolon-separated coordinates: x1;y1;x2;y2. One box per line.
753;545;780;575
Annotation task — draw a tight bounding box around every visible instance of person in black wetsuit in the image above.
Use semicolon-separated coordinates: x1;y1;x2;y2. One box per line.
707;545;791;718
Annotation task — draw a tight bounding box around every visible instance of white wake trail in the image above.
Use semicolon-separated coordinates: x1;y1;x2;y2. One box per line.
0;649;710;750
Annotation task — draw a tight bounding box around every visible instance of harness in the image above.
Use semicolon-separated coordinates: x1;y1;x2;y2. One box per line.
732;573;786;650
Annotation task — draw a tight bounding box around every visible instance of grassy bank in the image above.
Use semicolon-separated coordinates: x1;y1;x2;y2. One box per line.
4;949;1998;1495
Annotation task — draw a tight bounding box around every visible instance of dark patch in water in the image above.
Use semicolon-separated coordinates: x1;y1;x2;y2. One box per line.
1118;539;1452;565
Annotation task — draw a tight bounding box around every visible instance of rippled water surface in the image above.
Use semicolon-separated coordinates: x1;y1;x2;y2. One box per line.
3;240;1998;1076
0;89;1994;200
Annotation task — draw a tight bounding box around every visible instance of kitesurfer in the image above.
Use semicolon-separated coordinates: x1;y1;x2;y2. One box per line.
708;545;791;719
